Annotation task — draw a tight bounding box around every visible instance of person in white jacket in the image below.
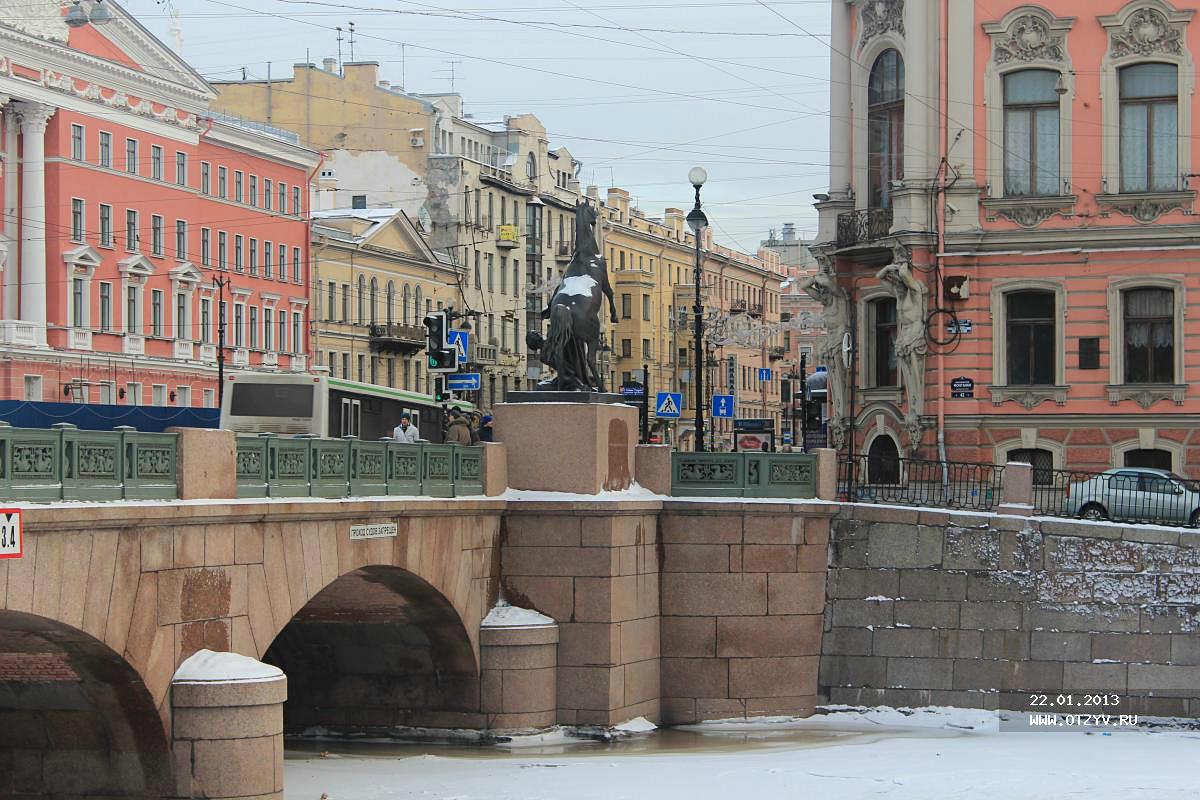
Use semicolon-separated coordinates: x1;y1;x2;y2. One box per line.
392;414;420;443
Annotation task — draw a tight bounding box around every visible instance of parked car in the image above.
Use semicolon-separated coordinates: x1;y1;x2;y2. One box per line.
1064;468;1200;526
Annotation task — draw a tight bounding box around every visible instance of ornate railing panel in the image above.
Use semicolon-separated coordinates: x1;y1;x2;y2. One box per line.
836;207;893;248
671;452;818;499
454;446;484;496
236;435;269;498
422;444;455;498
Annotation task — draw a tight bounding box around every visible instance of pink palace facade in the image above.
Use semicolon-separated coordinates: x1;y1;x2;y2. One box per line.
815;0;1200;476
0;4;317;409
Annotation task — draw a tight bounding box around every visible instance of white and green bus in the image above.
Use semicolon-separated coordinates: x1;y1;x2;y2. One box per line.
219;371;473;442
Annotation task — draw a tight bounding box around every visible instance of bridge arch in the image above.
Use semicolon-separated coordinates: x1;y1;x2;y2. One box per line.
0;609;173;797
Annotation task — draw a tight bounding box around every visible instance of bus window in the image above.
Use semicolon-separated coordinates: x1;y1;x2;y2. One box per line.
230;382;314;417
340;398;361;438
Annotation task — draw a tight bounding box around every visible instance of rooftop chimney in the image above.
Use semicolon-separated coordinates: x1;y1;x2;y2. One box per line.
782;222;796;243
322;57;337;73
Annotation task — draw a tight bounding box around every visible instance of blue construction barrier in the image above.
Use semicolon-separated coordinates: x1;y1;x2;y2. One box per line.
0;400;219;432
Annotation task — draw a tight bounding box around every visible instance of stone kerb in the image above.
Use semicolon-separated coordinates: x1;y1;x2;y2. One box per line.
171;649;287;799
480;603;559;731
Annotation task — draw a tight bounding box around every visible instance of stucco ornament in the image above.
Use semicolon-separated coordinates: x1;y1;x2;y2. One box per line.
994;14;1066;64
0;0;70;43
858;0;904;52
1110;7;1184;58
800;267;851;448
876;244;928;453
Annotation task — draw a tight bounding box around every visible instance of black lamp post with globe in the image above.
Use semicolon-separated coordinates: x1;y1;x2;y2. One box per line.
685;167;708;452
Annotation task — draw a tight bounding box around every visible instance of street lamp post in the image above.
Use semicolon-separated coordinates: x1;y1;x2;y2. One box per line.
686;167;708;452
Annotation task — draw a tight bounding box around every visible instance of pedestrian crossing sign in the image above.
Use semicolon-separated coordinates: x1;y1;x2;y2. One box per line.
655;392;682;418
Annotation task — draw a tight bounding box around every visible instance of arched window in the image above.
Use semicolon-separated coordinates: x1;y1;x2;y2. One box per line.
868;297;897;388
356;275;366;325
386;281;395;325
1119;63;1178;193
867;435;901;485
1124;448;1172;471
868;49;904;208
1003;69;1060;196
526;152;538;182
1123;287;1173;383
369;277;379;325
1006;290;1055;385
1008;447;1053;486
414;286;423;323
402;284;411;325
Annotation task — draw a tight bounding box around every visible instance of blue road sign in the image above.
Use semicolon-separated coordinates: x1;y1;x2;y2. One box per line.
711;394;735;418
447;330;469;364
757;368;772;382
620;382;646;397
655;392;683;418
446;372;481;391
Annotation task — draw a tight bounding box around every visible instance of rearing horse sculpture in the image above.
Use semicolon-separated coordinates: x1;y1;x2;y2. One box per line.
539;202;618;392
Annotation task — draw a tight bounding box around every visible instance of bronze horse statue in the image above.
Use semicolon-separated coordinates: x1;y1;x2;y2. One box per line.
537;202;618;392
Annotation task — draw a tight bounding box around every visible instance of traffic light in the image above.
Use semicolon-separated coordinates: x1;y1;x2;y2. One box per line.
423;311;457;372
433;376;451;403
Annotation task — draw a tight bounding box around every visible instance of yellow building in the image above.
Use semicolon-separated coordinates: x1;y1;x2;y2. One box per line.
311;208;462;395
211;61;434;213
595;188;787;449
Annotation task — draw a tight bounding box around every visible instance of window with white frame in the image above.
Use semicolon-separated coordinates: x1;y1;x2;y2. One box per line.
264;179;273;210
125;382;141;405
249;239;258;276
151;215;164;256
176;152;187;186
176;220;187;259
868;49;904;208
249;306;259;349
151;289;164;337
126;285;139;334
23;375;42;401
71;124;84;160
200;161;211;194
99;204;112;247
292;248;301;283
1123;287;1174;383
125;138;138;174
201;228;211;266
1007;291;1056;385
125;210;138;252
293;186;301;215
233;302;244;347
99;282;112;331
264;240;273;278
176;385;191;406
72;277;85;328
71;199;85;242
292;311;301;353
152;384;167;407
263;307;273;350
278;311;288;353
234;170;244;202
176;292;187;339
99;131;112;168
249;175;258;207
203;388;215;408
1119;63;1179;193
357;275;365;323
151;145;163;180
869;297;898;387
279;182;287;213
218;166;227;198
278;244;287;281
218;232;227;270
234;235;244;272
1004;70;1061;197
99;381;115;404
200;298;211;343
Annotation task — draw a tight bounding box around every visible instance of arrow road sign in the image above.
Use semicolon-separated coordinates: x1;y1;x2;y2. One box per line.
446;372;481;391
447;330;469;364
655;391;682;418
757;368;772;382
712;394;734;418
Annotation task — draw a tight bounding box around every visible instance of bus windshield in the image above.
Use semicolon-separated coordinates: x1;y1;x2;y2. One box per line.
230;382;315;418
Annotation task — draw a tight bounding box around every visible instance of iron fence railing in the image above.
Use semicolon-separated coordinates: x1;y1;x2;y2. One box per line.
838;455;1004;512
235;435;484;500
1031;467;1200;527
836;207;894;248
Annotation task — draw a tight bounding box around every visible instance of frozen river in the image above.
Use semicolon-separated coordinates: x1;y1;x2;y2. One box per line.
283;707;1200;800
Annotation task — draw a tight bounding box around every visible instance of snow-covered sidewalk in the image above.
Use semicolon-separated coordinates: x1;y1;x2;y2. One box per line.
283;707;1200;799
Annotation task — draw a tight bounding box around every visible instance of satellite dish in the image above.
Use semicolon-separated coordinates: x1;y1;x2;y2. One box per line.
841;332;853;369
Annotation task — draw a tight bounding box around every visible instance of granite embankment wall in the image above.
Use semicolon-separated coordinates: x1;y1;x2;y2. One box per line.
822;504;1200;716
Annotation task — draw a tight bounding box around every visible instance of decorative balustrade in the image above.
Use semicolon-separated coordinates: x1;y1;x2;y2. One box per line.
236;435;484;499
0;422;177;501
671;451;818;498
836;207;894;248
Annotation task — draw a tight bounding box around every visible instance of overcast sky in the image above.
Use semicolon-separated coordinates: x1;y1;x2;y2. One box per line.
124;0;833;252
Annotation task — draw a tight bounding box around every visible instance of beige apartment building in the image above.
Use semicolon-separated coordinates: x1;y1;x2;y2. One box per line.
596;188;788;450
311;208;462;393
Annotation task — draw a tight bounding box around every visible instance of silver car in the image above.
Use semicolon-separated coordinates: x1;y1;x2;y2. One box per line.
1064;468;1200;526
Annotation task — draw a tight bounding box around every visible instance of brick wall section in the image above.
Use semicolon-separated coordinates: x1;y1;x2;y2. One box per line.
659;500;835;724
824;504;1200;716
501;502;661;727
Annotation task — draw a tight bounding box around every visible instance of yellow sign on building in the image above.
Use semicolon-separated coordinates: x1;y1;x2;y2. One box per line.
497;224;520;244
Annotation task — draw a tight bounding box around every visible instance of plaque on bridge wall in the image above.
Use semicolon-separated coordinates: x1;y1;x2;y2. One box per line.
349;522;398;541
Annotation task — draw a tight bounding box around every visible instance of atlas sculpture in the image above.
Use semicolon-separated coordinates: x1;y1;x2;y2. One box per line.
529;202;618;392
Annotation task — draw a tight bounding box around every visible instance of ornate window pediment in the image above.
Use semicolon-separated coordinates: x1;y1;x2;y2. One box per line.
857;0;904;52
983;8;1075;65
1101;2;1193;60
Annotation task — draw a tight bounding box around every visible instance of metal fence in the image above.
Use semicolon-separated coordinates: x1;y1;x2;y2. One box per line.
838;455;1004;512
672;451;818;498
0;422;177;502
1031;466;1200;527
235;435;484;499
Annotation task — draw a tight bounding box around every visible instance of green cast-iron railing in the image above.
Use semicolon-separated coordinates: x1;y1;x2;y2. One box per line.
235;435;485;499
671;451;818;498
0;422;178;502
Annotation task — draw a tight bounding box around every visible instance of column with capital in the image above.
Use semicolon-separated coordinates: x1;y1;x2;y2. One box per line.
828;0;852;199
13;101;55;345
0;94;14;320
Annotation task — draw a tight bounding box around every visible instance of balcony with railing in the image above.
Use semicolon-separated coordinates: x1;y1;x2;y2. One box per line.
768;345;786;361
369;323;425;354
730;299;748;314
749;303;763;318
473;344;498;365
554;242;572;263
836;207;893;248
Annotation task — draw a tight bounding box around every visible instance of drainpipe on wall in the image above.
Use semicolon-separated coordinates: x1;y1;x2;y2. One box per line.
307;152;328;365
936;0;950;476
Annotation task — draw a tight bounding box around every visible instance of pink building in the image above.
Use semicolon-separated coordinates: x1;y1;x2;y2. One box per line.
0;5;318;409
816;0;1200;475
